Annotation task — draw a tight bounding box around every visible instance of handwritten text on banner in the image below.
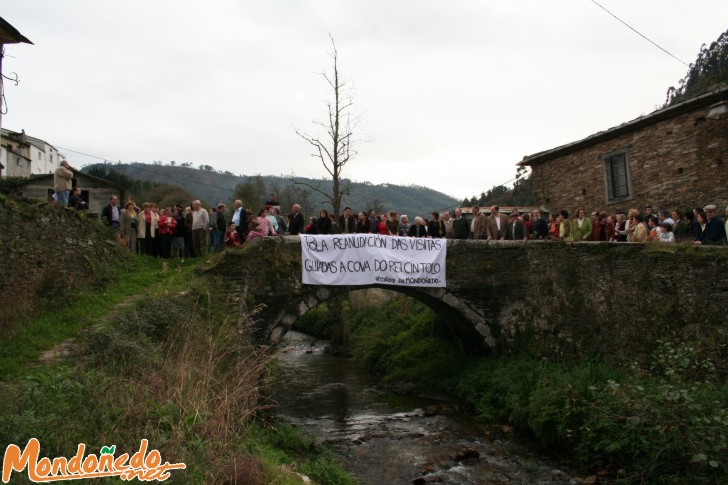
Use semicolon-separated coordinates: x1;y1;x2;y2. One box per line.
300;234;446;287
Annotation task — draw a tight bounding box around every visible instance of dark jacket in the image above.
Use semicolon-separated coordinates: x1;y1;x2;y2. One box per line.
101;203;120;226
370;218;379;233
173;215;186;237
276;215;287;234
338;215;356;234
531;218;549;239
408;224;427;237
288;212;305;235
615;220;627;242
698;217;727;245
505;219;527;240
68;193;88;211
591;220;615;241
672;220;688;242
428;220;442;238
216;211;227;231
356;218;370;233
185;211;194;234
315;216;332;235
686;220;701;241
452;217;470;239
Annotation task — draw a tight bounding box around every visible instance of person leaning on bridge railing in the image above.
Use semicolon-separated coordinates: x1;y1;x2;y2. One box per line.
570;208;592;242
451;208;470;239
558;210;572;241
428;211;443;238
626;209;647;242
591;211;615;241
355;212;370;233
695;204;728;245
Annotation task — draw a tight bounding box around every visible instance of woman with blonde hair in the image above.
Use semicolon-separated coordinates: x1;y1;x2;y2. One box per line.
119;201;138;253
627;209;647;242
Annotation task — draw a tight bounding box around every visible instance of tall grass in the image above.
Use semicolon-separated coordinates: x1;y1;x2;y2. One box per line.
0;254;199;379
0;270;356;484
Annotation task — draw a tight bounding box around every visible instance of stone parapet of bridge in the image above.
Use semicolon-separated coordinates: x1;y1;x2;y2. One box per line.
201;237;728;377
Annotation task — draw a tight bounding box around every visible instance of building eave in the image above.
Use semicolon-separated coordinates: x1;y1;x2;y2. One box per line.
519;87;728;168
0;17;33;45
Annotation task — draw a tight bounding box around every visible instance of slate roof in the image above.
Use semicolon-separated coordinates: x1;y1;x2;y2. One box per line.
518;86;728;168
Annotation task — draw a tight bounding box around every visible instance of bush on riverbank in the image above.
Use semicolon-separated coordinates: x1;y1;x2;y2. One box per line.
339;296;728;483
348;296;469;391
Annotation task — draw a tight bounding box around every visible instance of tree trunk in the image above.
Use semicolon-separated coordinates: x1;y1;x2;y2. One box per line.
327;295;352;356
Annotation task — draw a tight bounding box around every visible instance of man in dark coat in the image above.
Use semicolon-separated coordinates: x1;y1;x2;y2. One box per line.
452;208;470;239
369;209;379;233
214;204;227;252
68;187;88;211
338;207;356;234
288;204;305;235
506;212;527;240
101;195;121;228
530;209;549;239
696;204;727;245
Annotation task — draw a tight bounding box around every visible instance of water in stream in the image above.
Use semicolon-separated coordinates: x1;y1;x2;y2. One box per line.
272;331;582;485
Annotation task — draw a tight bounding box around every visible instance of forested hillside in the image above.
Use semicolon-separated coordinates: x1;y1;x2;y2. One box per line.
664;27;728;106
83;163;459;217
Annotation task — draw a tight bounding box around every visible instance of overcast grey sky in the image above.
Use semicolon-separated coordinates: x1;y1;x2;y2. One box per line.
2;0;726;199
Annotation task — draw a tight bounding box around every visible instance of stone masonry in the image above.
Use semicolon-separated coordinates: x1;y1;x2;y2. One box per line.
522;89;728;214
201;236;728;379
0;196;122;305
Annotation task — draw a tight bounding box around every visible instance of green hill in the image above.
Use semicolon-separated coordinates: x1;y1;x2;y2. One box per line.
82;162;459;218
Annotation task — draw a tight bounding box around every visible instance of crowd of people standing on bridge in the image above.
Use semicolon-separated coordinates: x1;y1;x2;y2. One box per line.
51;158;726;254
96;186;728;261
290;203;727;246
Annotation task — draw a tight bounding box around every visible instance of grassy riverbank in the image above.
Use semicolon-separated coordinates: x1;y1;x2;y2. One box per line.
0;254;355;484
296;296;728;483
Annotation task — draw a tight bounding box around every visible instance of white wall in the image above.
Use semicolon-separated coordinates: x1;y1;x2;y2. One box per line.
28;140;59;174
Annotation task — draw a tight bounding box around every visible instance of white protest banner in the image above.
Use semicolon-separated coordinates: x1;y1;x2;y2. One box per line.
301;234;446;287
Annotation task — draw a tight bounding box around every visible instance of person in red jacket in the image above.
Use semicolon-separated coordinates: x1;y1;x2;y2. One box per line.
224;222;241;248
157;207;177;259
591;211;615;241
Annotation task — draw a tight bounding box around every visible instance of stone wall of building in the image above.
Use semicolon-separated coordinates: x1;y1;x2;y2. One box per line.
530;102;728;214
0;195;123;302
20;173;124;214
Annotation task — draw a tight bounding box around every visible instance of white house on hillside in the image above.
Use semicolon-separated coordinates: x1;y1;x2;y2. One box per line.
0;128;60;178
25;133;60;174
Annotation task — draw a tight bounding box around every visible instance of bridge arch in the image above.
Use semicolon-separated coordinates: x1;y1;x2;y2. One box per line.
266;284;496;353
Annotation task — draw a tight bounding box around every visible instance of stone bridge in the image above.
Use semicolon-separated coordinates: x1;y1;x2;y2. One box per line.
202;237;728;369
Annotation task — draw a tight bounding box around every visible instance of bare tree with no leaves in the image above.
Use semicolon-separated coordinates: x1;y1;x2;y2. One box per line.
293;35;366;355
293;34;365;219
